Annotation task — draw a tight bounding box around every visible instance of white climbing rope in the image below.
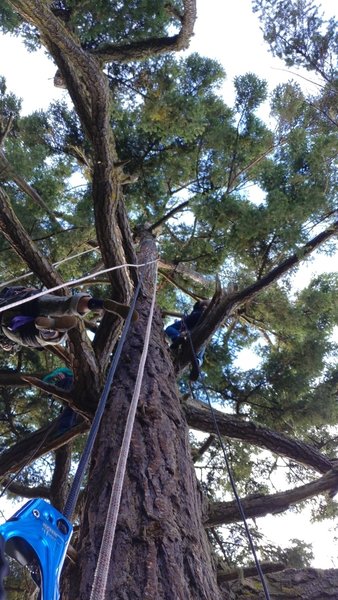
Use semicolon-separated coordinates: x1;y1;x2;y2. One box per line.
0;246;100;288
0;260;158;314
89;262;158;600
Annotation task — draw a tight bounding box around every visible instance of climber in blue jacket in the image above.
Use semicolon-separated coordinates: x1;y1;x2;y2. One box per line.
165;300;209;380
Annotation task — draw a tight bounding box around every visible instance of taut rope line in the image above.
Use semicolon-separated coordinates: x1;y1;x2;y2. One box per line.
89;262;158;600
0;260;158;314
0;246;100;289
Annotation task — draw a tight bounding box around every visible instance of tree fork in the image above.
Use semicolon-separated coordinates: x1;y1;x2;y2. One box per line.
8;0;135;303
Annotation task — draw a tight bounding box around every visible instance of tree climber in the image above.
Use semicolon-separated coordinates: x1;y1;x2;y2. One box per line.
0;286;138;351
165;300;210;381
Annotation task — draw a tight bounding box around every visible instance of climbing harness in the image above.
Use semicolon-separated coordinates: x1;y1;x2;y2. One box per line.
185;327;272;600
0;264;146;599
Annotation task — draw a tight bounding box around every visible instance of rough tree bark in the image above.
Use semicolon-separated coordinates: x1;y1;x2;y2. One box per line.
223;567;338;599
63;233;222;599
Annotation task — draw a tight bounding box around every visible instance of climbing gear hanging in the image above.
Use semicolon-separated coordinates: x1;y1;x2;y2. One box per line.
0;267;144;600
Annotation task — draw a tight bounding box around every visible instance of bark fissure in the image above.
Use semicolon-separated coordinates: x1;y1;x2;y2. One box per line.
64;238;222;599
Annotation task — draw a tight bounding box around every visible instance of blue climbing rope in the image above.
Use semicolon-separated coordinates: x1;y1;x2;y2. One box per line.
63;275;142;520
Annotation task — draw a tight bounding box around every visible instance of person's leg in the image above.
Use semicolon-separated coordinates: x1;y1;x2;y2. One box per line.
35;315;77;332
36;294;90;317
57;406;80;434
189;346;206;381
165;325;181;342
165;324;185;349
84;298;138;321
37;293;138;321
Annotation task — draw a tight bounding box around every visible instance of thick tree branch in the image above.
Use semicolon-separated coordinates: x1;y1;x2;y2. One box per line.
0;114;15;147
21;376;74;405
0;185;99;400
149;200;190;233
229;220;338;308
177;220;338;371
1;480;50;499
224;567;338;599
9;0;134;305
184;397;333;474
0;149;61;226
90;0;197;62
205;465;338;527
192;434;216;463
0;186;65;289
159;270;201;300
217;562;285;583
0;370;44;386
159;258;213;287
0;418;88;478
50;444;72;510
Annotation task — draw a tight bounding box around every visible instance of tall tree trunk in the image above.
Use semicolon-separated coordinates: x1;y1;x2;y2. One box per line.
65;293;221;599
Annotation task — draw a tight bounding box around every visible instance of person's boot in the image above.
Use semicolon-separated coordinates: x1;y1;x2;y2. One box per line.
103;299;138;321
35;315;78;332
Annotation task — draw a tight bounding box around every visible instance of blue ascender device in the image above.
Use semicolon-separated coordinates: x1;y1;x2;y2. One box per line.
0;498;73;600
